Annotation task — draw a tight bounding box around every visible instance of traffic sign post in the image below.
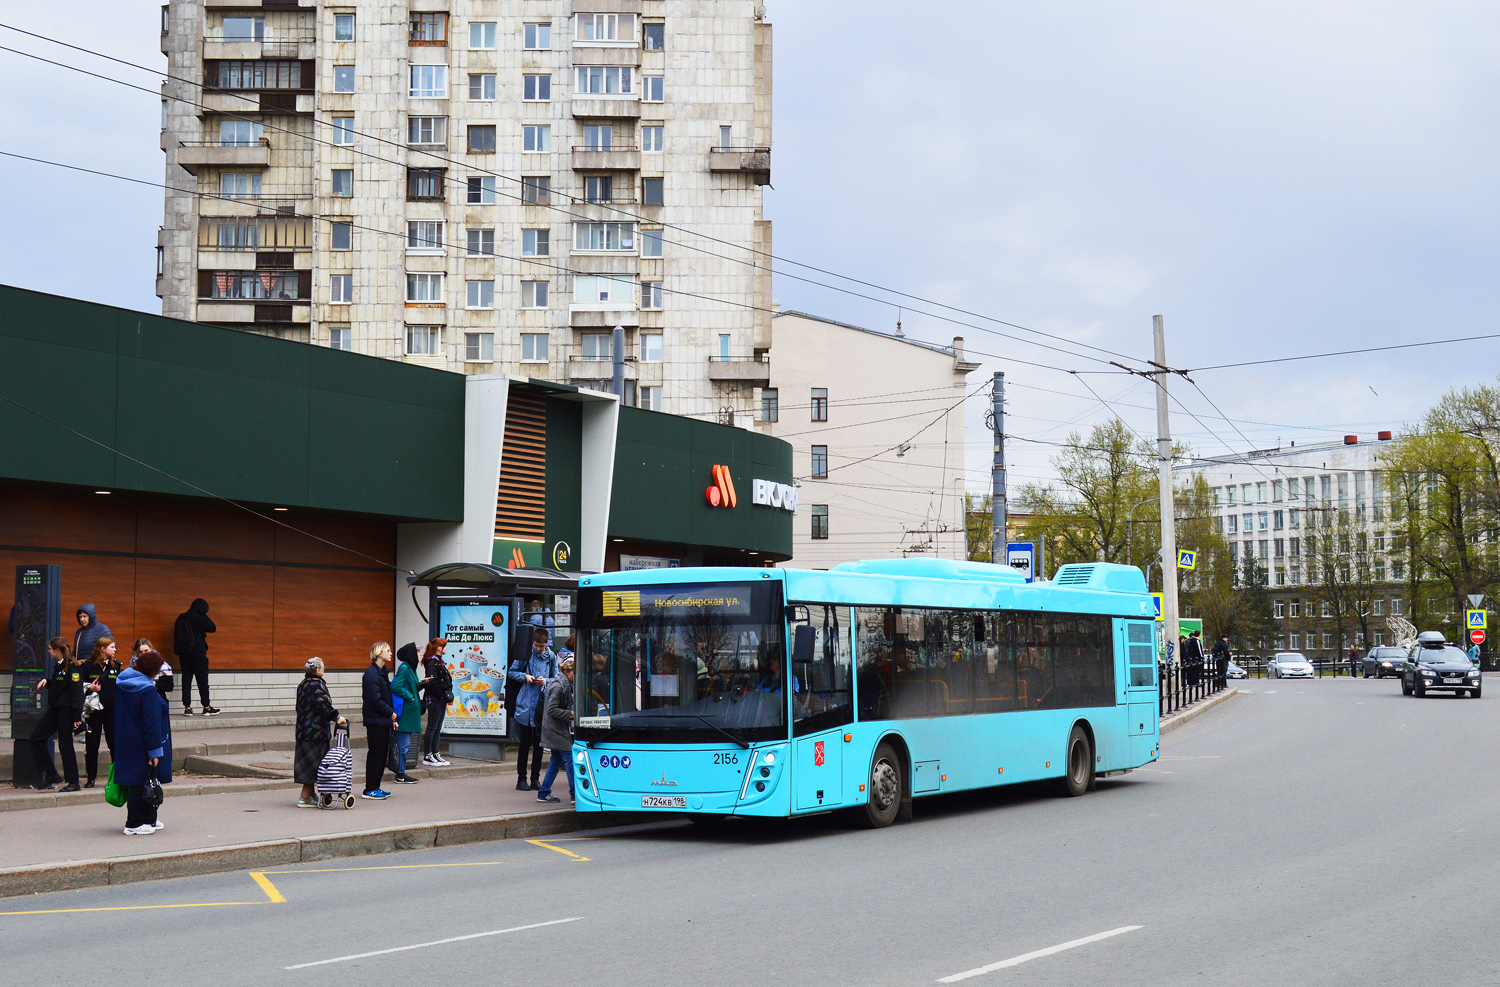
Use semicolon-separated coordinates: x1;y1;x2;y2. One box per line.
1472;630;1485;645
1005;542;1037;583
1151;593;1163;621
1467;610;1486;630
1177;550;1196;571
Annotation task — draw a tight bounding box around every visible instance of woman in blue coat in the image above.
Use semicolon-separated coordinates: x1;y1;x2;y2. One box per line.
114;651;173;835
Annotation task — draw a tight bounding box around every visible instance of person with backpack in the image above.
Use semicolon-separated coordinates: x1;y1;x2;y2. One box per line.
28;637;83;791
391;643;425;785
173;598;218;715
420;638;453;766
114;650;172;834
508;627;556;791
295;657;345;807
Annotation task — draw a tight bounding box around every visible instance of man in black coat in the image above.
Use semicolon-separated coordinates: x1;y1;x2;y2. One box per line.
361;643;399;799
174;598;218;715
1211;635;1231;679
1182;631;1205;687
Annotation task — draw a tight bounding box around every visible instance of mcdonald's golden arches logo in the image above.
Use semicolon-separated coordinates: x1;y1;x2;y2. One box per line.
706;464;738;508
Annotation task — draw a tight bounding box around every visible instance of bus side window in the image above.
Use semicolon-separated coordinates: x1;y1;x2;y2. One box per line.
976;614;1018;712
792;604;853;737
854;606;893;721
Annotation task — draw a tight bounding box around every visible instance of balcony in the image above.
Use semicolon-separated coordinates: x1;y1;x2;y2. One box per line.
567;355;638;381
203;28;315;59
571;98;641;120
709;146;771;185
176;138;271;175
707;354;771;384
571;145;640;171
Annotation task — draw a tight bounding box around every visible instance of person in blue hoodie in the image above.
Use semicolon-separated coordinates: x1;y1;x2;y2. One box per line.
113;650;172;835
72;604;112;670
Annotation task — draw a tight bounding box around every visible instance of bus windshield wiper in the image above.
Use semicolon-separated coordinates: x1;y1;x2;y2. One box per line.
654;714;750;749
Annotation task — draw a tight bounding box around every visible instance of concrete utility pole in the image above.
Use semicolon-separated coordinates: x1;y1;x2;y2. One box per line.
1153;315;1180;664
990;372;1006;566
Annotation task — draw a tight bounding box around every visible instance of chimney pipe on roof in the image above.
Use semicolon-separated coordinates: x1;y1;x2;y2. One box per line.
953;337;965;362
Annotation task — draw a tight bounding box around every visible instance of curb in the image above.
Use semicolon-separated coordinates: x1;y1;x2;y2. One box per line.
1160;687;1240;735
0;808;628;900
0;778;301;813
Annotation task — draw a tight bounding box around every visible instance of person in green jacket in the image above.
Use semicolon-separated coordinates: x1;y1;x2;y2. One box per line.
391;643;427;785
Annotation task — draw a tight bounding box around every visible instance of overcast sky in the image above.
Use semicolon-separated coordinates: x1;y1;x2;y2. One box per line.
3;2;1497;494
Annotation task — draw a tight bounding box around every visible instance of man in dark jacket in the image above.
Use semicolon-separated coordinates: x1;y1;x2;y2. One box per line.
73;604;112;668
361;643;398;800
174;598;218;715
1211;635;1231;679
1182;631;1205;687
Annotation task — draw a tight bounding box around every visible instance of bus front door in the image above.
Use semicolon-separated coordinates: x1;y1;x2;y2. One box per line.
1123;620;1158;762
793;730;844;811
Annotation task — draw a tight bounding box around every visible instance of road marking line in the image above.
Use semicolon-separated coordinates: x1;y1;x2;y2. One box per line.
528;838;591;861
249;871;287;904
262;862;505;876
0;901;262;917
283;916;584;969
937;926;1144;982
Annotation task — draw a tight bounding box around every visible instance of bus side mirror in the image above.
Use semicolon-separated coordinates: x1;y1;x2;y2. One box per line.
792;625;815;665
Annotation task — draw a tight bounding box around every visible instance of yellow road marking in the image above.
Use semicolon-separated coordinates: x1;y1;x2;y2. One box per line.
261;862;505;876
527;838;591;861
0;901;262;917
249;871;287;904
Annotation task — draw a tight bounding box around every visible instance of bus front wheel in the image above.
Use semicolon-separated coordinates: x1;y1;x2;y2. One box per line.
861;742;903;828
1055;725;1093;798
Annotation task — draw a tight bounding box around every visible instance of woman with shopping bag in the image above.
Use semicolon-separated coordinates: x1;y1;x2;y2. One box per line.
113;650;172;835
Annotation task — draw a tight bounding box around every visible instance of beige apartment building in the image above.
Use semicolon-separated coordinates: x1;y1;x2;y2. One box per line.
158;0;772;422
761;311;980;568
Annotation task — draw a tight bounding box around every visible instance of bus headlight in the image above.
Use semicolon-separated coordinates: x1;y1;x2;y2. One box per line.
763;752;776;765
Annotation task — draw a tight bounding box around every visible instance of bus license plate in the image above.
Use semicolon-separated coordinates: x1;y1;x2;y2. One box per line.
642;795;687;809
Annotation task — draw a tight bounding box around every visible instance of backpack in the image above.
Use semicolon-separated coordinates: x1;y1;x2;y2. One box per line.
172;612;194;658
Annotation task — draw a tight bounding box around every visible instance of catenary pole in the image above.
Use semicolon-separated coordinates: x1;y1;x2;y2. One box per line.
990;372;1006;566
1153;315;1180;665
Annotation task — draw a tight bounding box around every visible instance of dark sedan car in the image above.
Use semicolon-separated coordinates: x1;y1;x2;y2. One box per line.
1402;633;1482;698
1362;646;1407;679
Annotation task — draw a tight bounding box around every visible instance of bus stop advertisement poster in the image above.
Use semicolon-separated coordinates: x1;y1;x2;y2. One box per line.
439;604;508;735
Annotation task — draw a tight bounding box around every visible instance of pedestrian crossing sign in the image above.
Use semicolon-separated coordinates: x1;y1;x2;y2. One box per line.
1151;593;1163;620
1468;610;1487;630
1177;550;1196;570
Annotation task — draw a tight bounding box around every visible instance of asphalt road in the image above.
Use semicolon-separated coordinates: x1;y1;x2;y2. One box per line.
5;678;1499;987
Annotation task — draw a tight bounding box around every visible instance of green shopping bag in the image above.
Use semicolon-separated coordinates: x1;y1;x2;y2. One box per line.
104;764;128;807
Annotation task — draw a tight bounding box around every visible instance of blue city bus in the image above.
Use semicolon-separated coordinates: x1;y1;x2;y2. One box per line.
572;557;1161;827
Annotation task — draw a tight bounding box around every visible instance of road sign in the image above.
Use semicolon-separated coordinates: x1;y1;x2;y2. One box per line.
1151;592;1163;620
1472;630;1486;645
1006;542;1036;583
1468;610;1487;630
1469;593;1485;608
1177;549;1196;570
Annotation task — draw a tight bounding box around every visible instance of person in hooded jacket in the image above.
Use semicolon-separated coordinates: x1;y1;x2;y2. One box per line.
115;650;172;834
173;598;218;715
391;643;427;785
72;604;112;671
80;635;122;789
28;637;83;791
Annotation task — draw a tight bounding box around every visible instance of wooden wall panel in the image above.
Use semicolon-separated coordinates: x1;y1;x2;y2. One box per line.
135;501;275;561
134;559;276;670
0;550;138;665
0;488;136;555
272;567;395;671
274;516;395;568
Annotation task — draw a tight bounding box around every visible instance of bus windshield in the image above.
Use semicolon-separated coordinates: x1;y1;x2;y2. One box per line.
577;581;787;744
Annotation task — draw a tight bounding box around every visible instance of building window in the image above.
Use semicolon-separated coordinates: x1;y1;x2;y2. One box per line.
521;229;550;256
1274;600;1284;618
583;125;613;150
521;333;548;362
577;12;631;42
1274;538;1284;558
572;275;634;304
1257;511;1268;530
639;386;662;412
406;325;439;356
643;76;664;102
643;22;665;50
1242;513;1252;533
811;446;828;479
523;74;551;101
524;23;552;50
760;388;779;422
330;170;351;197
574;221;635;251
521;281;549;309
523;125;551;153
216;60;301;89
406;273;443;303
580;332;611;360
469;21;496;49
331;116;355;144
219;120;263;146
641;281;662;310
720;126;734;150
1227;515;1237;533
718;335;731;359
408;116;447;145
811;387;828;422
811;505;829;540
333;13;355;41
155;245;164;277
328;274;352;304
409;64;447;98
575;65;633;96
409;12;447;43
465;228;495;257
1391;598;1403;616
641;229;663;258
1289;600;1300;618
465;280;494;309
463;176;497;205
468;73;496;100
641;334;662;362
1321;633;1333;650
220;16;262;40
584;176;613;202
328;326;351;350
464;332;493;361
521;176;550;204
1273;510;1284;530
1259;540;1269;559
407;168;445;200
1288;632;1299;650
330;222;352;250
220;173;261;198
468;125;497;153
642;125;664;152
333;64;355;92
642;177;664;206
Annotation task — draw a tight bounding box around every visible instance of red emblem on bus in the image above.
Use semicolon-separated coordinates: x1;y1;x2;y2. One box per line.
813;741;825;766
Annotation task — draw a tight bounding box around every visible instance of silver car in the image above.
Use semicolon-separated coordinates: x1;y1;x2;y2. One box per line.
1267;652;1314;678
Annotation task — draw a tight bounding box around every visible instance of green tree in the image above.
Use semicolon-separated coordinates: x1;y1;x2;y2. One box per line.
965;493;994;562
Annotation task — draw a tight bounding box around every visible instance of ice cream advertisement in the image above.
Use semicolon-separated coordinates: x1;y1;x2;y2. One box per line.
438;604;508;736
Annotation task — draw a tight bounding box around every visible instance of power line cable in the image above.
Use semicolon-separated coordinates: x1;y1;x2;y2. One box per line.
1188;334;1500;372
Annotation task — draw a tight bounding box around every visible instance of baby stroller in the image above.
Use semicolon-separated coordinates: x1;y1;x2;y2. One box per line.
315;723;357;809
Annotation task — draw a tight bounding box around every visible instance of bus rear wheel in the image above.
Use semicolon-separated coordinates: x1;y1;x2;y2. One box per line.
1055;725;1093;798
860;742;903;828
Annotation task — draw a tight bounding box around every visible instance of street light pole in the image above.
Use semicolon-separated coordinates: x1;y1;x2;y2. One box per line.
990;372;1006;566
1153;315;1180;665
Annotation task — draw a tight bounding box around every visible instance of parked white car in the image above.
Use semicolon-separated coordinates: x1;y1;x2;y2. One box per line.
1267;652;1314;678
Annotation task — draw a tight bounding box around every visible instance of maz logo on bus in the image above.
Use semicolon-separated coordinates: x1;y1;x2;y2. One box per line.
598;755;631;770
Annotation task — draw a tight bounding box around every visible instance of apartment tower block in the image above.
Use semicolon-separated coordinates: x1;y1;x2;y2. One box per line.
159;0;772;422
